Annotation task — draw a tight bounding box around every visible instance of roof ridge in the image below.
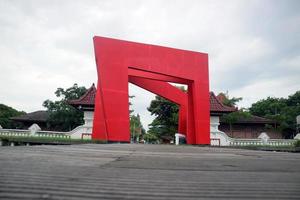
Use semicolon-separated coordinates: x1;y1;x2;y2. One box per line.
68;83;96;104
77;83;95;101
69;87;235;113
213;92;236;110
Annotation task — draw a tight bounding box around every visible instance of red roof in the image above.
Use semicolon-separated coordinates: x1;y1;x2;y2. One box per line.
68;83;96;106
210;92;237;113
69;84;235;113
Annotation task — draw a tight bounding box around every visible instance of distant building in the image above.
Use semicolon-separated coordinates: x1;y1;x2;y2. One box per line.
68;84;280;139
68;83;96;131
68;83;96;112
11;110;48;130
215;93;282;139
11;84;280;139
210;92;237;115
219;115;281;139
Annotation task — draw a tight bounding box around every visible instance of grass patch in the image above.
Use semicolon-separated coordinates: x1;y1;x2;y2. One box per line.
228;145;300;152
294;140;300;147
0;136;71;144
0;136;107;145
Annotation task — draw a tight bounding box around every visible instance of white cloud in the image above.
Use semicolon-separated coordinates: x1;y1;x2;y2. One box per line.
231;75;300;109
0;0;299;130
279;55;300;72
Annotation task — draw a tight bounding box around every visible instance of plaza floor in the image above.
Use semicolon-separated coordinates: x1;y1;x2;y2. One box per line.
0;144;299;199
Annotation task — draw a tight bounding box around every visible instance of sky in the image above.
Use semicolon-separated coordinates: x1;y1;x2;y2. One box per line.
0;0;299;130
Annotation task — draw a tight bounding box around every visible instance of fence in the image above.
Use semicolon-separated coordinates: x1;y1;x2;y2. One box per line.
210;130;296;147
0;129;71;143
1;128;297;147
229;138;295;147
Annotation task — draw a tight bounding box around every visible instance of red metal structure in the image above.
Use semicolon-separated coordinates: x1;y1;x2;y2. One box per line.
92;36;210;144
128;77;188;136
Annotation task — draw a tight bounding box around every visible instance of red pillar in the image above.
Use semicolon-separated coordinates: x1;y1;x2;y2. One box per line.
92;36;210;145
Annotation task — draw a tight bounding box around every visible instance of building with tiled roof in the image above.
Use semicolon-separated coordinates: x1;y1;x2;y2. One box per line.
220;115;274;124
219;114;281;139
210;92;236;115
67;84;281;139
7;84;282;142
213;91;281;139
68;84;236;115
68;83;96;111
11;110;49;130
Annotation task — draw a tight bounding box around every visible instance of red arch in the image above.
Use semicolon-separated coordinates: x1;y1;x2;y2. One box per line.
92;36;210;144
128;76;187;135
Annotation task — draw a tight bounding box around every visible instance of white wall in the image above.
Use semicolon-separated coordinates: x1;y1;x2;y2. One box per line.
69;111;232;145
84;111;94;127
210;116;232;146
68;111;94;139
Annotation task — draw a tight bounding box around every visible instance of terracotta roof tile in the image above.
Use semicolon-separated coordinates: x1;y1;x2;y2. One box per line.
210;92;237;113
69;84;236;113
68;83;96;106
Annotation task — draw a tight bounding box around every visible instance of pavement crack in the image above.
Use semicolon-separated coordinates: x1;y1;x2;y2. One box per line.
99;150;136;168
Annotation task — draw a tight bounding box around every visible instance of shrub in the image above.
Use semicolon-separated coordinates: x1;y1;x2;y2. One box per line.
294;140;300;147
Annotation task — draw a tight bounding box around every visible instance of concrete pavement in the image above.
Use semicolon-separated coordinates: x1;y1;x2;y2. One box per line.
0;144;299;199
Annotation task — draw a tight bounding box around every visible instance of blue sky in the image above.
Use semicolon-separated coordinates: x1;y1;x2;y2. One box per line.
0;0;299;130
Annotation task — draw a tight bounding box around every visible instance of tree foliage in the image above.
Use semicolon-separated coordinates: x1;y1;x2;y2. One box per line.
128;95;145;142
0;104;25;129
43;84;87;131
130;114;145;142
249;91;300;138
143;133;158;143
218;92;242;107
147;86;186;141
147;96;179;140
129;95;135;115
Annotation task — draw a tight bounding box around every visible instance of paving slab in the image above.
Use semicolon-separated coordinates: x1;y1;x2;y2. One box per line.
0;144;299;199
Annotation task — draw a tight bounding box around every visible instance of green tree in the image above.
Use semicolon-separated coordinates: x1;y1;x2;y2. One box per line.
249;97;286;117
218;92;242;107
130;114;145;142
147;96;179;140
129;95;135;115
43;84;87;131
143;133;158;144
249;91;300;138
0;104;25;129
147;86;186;141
